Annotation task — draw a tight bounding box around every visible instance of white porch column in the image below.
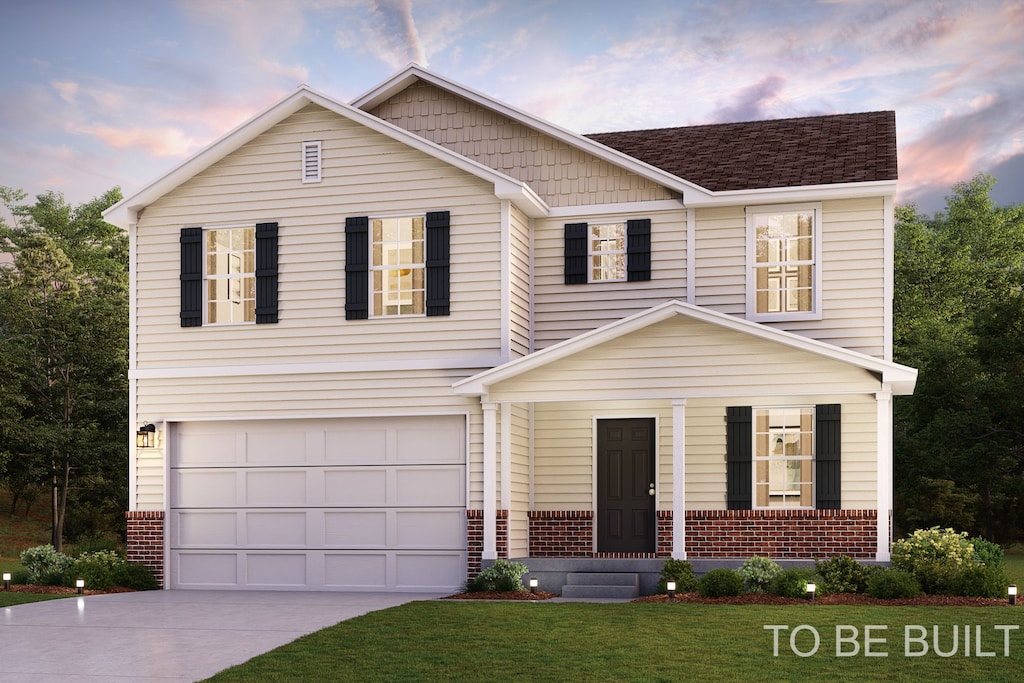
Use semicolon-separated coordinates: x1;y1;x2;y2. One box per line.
876;387;893;561
500;403;512;511
672;398;687;559
482;401;498;560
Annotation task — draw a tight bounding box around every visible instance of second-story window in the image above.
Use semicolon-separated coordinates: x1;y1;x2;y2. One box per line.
746;203;821;320
590;223;626;282
372;215;425;316
206;227;255;324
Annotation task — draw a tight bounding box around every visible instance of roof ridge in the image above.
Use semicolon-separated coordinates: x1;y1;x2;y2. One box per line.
585;110;894;137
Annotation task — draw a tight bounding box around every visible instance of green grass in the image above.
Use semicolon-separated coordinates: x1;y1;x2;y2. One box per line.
0;591;68;607
206;601;1024;682
1003;553;1024;586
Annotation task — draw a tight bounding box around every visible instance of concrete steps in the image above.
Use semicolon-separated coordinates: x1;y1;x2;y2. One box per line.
559;572;640;599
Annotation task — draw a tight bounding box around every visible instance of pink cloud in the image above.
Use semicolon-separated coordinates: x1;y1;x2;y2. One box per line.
71;124;200;157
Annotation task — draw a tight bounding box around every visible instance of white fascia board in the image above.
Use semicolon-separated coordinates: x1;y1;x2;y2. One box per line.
452;299;917;397
684;180;898;208
351;65;709;201
104;84;548;228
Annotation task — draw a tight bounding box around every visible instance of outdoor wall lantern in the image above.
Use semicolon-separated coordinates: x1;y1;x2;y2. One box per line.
1009;584;1017;606
136;423;157;448
667;581;676;599
76;578;85;595
529;578;538;594
806;582;816;601
2;572;10;591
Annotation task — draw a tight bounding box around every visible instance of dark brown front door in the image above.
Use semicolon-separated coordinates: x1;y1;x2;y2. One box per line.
597;418;655;553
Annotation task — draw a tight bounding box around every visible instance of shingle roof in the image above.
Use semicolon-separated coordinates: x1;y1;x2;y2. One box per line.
585;111;897;192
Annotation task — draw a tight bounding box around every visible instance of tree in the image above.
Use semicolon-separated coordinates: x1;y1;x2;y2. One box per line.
894;173;1024;542
0;186;127;549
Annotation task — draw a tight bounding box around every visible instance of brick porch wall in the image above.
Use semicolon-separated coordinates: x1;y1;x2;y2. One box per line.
520;509;878;560
466;509;508;577
125;511;164;587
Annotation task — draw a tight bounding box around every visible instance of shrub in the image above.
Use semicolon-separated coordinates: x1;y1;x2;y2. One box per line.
20;545;75;585
110;562;160;591
948;563;1008;598
737;556;783;593
891;527;979;594
867;569;921;599
696;568;744;597
67;550;127;591
656;558;698;594
970;537;1005;568
466;559;529;592
814;555;875;594
768;567;820;599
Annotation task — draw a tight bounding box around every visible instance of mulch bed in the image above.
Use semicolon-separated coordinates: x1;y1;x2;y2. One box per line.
634;592;1012;607
2;585;135;595
443;590;559;600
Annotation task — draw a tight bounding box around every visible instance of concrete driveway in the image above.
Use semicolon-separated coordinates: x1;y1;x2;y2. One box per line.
0;590;442;682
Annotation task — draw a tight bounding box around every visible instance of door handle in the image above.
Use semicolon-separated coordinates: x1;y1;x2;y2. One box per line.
648;483;656;496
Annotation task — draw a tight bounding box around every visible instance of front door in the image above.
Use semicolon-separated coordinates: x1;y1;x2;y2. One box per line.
597;418;656;553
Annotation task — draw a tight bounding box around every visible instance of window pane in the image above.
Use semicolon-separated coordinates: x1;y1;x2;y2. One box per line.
371;215;427;316
753;407;814;509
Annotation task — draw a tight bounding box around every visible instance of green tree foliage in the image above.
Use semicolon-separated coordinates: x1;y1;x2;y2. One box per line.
0;186;127;549
894;173;1024;542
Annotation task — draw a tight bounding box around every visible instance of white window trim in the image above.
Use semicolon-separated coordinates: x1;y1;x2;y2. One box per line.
301;141;322;183
745;202;822;322
585;220;630;284
369;213;426;319
203;224;256;326
751;405;815;510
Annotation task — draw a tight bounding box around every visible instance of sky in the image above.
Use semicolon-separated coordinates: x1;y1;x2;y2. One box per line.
1;0;1022;221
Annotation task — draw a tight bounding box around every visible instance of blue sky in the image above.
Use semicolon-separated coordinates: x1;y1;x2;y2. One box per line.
1;0;1021;219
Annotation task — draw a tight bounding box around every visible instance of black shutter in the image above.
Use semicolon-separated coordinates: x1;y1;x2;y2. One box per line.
425;210;450;316
345;216;369;320
726;406;753;510
626;219;651;281
815;404;842;509
564;223;587;284
254;222;279;324
180;227;203;328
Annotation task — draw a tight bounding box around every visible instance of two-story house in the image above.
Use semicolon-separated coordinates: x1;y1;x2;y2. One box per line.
103;65;916;593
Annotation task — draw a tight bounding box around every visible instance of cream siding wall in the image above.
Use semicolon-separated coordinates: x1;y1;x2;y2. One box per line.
531;395;878;512
133;104;504;370
369;82;674;208
532;209;688;349
691;198;886;358
509;204;532;358
509;403;531;557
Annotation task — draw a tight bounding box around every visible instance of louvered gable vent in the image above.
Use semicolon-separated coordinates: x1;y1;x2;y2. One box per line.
301;141;322;183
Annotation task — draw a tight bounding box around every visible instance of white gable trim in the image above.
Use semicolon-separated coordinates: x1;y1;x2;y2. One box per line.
452;300;917;397
103;84;550;228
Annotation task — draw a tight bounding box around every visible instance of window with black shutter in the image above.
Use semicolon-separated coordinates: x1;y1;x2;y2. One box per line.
564;219;652;284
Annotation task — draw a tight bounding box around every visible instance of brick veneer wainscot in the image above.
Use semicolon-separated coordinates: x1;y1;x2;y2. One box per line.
126;510;165;587
466;509;509;576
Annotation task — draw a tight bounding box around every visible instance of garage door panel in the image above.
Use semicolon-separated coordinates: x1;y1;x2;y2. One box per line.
324;511;388;546
176;553;239;586
246;512;308;546
246;553;307;586
324;469;387;505
395;467;465;506
395;553;466;590
325;428;389;465
394;510;465;548
395;420;465;464
176;431;238;467
173;471;238;507
245;431;310;465
324;553;388;589
245;470;308;506
173;511;238;546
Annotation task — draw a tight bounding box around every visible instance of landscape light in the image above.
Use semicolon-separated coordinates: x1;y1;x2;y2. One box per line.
2;572;10;591
529;578;538;594
76;578;85;595
806;582;816;601
1009;584;1017;606
667;581;676;599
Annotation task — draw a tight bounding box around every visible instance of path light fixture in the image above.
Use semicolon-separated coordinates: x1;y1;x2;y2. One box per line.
136;423;156;448
667;581;676;599
806;582;816;601
76;578;85;595
2;572;10;591
1010;584;1017;606
529;578;538;595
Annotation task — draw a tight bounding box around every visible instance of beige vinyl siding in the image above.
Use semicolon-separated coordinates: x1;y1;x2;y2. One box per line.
509;204;532;358
529;395;878;513
484;317;882;404
509;403;531;557
134;453;165;510
134;103;504;370
692;199;886;357
532;209;688;349
369;82;674;208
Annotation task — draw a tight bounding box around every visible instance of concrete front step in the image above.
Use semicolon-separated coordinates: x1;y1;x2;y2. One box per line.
560;572;640;599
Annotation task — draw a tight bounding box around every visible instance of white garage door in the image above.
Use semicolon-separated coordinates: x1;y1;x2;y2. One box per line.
168;416;467;591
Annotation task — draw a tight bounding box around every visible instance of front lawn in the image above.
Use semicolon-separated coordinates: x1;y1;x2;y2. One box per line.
206;601;1024;682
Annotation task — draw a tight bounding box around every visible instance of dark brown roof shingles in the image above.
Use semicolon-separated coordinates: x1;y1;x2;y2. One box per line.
585;111;897;192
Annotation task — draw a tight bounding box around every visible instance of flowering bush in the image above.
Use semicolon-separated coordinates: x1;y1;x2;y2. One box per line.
20;544;75;585
890;527;1005;595
737;556;783;593
466;559;530;592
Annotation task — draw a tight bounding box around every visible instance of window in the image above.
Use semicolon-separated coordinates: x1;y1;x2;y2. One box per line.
301;141;322;183
180;223;278;327
746;204;820;320
372;216;425;316
590;223;626;282
564;219;650;284
345;211;449;320
753;407;814;508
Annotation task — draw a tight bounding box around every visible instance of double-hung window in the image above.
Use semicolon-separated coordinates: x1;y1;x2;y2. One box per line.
753;407;814;508
205;227;256;324
564;219;651;284
589;223;627;282
372;216;425;316
746;203;821;320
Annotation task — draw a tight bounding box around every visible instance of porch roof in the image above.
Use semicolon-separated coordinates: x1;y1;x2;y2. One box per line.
452;300;917;400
